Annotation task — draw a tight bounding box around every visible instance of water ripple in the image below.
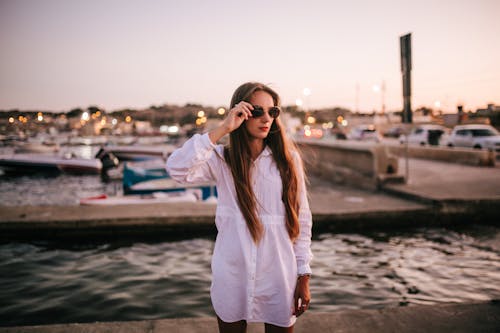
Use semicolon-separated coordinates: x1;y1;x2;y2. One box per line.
0;226;499;327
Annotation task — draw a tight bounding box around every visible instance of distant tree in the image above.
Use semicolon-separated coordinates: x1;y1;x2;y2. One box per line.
87;106;102;114
66;108;83;118
416;106;433;116
185;103;203;108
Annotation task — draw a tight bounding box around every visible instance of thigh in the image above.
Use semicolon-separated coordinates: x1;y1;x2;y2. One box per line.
217;316;247;333
265;322;294;333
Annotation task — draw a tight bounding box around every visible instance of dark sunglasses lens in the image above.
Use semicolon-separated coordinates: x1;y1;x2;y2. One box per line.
251;106;264;117
269;107;280;118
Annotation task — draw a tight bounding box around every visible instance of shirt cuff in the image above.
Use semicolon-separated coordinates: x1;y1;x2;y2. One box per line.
297;263;312;276
201;132;217;150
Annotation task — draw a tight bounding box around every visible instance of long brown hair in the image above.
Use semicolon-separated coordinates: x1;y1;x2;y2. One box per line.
224;82;301;243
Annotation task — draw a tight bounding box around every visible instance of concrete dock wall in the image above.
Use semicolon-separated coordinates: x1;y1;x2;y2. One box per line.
296;140;401;190
387;144;495;166
1;301;498;333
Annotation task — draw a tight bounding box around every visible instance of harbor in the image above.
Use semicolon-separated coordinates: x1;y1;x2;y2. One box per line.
1;153;499;331
1;1;500;330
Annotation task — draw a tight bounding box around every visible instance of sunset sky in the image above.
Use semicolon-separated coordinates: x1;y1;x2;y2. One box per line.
1;0;499;113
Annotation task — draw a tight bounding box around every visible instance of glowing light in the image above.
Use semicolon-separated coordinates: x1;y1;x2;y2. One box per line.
307;116;316;124
8;117;14;123
196;118;203;126
200;116;207;123
322;122;334;129
217;108;226;115
81;112;90;121
304;129;312;137
303;88;311;96
168;125;179;134
96;111;101;117
37;115;43;121
112;118;117;125
100;118;106;125
337;116;344;123
125;116;132;123
197;110;205;118
295;99;303;107
341;120;348;126
434;101;441;108
18;116;23;121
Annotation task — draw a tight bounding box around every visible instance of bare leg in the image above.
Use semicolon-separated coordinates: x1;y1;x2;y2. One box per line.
265;322;294;333
217;316;247;333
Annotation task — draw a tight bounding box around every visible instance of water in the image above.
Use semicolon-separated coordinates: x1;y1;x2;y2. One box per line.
0;144;123;206
0;174;122;206
1;226;499;327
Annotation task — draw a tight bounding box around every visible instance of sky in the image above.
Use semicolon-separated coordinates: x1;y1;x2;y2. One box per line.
1;0;499;113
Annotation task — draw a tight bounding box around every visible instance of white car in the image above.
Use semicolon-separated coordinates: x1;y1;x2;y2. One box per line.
446;124;500;152
399;124;447;146
348;125;381;142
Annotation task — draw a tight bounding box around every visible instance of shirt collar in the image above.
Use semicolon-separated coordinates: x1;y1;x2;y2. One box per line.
261;145;272;157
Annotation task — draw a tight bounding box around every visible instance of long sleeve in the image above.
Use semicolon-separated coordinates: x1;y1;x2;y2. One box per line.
293;152;313;275
166;133;218;184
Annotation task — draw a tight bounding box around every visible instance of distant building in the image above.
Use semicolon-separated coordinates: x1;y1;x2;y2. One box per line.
476;104;500;116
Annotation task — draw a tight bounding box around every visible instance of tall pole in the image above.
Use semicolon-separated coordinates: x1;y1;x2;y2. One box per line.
400;33;413;184
400;33;412;123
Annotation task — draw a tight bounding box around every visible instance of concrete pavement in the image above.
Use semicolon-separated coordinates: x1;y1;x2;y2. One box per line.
1;158;499;241
1;301;498;333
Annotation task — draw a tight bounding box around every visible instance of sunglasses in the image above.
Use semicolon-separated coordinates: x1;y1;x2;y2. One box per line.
251;105;281;119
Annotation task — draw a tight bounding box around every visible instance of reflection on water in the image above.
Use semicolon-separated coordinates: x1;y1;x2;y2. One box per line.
0;226;499;327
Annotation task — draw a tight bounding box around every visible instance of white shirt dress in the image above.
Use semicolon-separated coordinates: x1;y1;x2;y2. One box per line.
166;133;313;327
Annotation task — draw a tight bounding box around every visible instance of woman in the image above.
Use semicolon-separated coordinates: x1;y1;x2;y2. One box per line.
166;82;313;333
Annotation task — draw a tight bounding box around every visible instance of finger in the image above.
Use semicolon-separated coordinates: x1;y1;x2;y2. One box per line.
234;102;253;118
294;296;301;315
232;106;247;119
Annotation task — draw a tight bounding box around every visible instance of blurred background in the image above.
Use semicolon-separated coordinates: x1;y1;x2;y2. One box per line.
0;0;499;329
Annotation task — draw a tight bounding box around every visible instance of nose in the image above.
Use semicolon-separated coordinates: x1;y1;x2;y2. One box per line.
261;111;273;122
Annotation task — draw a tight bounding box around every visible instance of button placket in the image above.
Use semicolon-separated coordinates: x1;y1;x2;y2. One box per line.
247;245;257;317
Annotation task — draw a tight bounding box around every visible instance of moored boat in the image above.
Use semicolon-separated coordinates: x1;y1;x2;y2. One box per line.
79;190;207;205
126;177;217;201
95;145;176;162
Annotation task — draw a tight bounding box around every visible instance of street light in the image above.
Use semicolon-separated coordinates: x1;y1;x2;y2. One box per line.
372;81;386;114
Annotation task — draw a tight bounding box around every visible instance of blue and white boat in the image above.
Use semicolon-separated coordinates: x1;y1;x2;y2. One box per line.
122;160;217;201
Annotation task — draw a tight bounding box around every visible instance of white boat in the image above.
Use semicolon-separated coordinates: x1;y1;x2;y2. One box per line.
0;153;103;174
14;142;60;154
79;190;214;205
96;145;176;162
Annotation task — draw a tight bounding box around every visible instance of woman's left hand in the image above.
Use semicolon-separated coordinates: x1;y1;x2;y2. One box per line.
293;275;311;317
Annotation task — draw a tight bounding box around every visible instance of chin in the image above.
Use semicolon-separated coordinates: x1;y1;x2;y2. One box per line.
254;132;270;140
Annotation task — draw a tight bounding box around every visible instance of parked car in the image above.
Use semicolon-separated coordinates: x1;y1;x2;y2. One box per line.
445;124;500;152
383;126;405;138
348;125;381;142
399;124;446;146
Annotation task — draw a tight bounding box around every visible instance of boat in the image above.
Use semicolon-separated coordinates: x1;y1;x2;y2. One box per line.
122;160;169;193
79;190;209;205
125;177;217;201
120;159;218;201
95;145;176;162
0;153;103;174
14;142;60;154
